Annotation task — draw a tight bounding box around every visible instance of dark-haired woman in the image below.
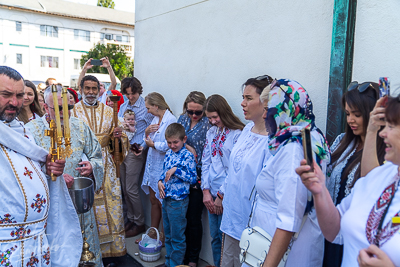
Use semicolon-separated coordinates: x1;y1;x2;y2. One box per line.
201;95;244;267
220;75;272;267
67;88;79;105
324;82;385;267
18;80;44;123
178;91;210;267
296;95;400;267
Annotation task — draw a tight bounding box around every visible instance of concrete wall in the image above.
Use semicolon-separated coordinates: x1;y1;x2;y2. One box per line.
352;0;400;95
134;0;335;264
134;0;334;133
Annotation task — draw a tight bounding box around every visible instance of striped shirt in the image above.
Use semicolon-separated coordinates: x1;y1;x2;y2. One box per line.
118;96;154;144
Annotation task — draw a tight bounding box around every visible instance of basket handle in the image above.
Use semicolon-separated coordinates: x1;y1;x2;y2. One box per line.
145;227;160;243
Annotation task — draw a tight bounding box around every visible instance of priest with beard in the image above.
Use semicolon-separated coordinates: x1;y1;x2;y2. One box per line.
0;66;82;266
26;84;104;266
72;75;128;259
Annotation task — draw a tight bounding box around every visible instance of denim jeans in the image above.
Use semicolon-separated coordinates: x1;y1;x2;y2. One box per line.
162;196;189;267
208;208;223;266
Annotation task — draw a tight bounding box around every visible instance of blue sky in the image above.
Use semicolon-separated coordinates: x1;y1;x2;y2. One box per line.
65;0;135;12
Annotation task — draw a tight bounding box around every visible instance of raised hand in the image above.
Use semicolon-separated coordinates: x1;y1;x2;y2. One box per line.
100;56;111;68
367;97;387;133
83;58;94;71
295;159;326;196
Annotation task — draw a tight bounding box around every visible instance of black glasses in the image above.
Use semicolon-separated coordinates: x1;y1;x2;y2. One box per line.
49;104;74;111
187;109;203;116
347;81;373;93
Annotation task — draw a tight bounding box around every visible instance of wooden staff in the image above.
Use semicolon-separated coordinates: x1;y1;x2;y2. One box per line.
109;95;121;177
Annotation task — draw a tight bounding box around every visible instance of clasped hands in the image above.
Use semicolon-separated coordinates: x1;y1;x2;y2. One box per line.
203;190;223;215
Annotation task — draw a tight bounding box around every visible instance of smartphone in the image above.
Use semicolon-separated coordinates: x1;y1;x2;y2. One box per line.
90;59;102;66
301;128;314;172
379;77;390;98
131;143;141;153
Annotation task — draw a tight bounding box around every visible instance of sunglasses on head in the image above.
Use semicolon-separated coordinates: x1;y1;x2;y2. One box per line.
187;109;203;116
255;75;273;84
347;81;373;93
269;79;295;103
49;104;74;111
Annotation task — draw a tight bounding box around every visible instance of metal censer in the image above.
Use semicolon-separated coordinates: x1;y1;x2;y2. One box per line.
68;177;95;266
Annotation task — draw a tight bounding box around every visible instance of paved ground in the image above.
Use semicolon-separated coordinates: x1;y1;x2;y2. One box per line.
101;232;211;267
125;232;211;267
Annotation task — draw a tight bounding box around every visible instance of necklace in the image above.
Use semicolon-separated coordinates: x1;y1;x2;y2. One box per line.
252;126;265;135
365;171;400;247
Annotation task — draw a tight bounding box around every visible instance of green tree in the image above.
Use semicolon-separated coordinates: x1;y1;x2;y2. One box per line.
81;43;134;80
97;0;115;9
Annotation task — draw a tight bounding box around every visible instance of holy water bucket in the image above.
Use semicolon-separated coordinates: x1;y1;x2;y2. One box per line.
68;177;94;214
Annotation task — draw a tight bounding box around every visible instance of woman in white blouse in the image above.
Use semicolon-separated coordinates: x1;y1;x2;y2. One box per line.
220;75;273;267
248;79;330;267
139;92;176;236
201;94;244;267
296;96;400;266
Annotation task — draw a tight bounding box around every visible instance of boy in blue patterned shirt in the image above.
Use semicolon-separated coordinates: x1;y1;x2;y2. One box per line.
158;123;197;267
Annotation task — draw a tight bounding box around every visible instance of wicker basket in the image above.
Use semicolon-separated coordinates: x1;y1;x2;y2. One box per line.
138;227;162;262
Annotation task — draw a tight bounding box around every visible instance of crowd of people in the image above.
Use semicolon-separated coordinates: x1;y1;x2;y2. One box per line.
0;60;399;267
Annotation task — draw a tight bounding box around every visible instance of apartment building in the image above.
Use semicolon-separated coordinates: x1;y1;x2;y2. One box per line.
0;0;135;85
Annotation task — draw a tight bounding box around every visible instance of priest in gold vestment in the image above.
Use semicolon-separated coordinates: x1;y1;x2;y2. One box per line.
72;75;129;258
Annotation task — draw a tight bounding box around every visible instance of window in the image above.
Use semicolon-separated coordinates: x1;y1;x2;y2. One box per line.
16;54;22;64
74;58;80;69
100;33;105;40
122;35;129;43
122;45;132;51
53;57;59;68
105;34;112;40
40;56;59;68
74;29;90;41
16;22;22;32
115;35;122;42
40;25;58;37
41;56;46;67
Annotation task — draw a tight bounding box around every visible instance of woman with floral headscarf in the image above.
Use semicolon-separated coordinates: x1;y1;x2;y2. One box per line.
245;79;330;267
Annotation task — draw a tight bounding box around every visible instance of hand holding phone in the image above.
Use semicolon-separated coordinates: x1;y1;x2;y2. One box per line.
131;143;141;153
90;59;102;66
301;128;314;172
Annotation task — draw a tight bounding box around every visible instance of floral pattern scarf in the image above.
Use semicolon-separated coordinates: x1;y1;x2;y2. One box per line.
266;79;330;167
